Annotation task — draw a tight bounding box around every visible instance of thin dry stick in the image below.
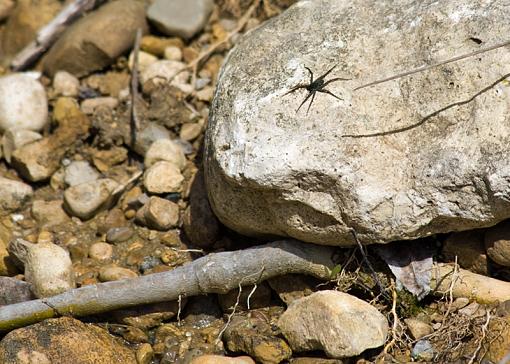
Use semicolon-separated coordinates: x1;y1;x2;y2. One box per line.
354;39;510;91
216;266;265;342
380;280;399;360
467;311;491;364
129;27;143;163
11;0;100;70
441;256;459;325
350;229;390;300
177;294;183;326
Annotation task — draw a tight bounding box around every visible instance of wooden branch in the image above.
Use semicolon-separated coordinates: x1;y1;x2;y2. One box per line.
430;262;510;304
10;0;100;71
0;240;336;332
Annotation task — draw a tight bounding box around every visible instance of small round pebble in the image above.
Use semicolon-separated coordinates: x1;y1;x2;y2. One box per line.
180;123;202;141
164;46;182;61
136;343;154;364
106;227;134;243
53;71;80;97
143;161;184;194
37;231;53;244
89;242;113;262
144;138;186;169
99;266;138;282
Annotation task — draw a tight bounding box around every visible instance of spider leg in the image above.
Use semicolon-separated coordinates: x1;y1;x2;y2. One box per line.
304;66;314;84
317;64;338;81
318;89;343;101
322;77;350;87
306;92;316;115
283;84;308;96
296;92;313;113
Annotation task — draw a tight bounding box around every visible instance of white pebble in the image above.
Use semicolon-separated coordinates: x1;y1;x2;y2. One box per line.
53;71;80;97
0;73;48;132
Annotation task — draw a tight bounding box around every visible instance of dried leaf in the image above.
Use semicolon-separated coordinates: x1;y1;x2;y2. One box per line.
375;239;435;300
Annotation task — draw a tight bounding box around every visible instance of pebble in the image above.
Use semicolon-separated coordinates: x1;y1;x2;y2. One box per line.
140;60;193;94
141;35;183;57
99;266;138;282
143;161;184;194
278;290;388;358
81;96;119;114
195;86;214;102
1;128;42;163
195;77;210;90
147;0;213;39
64;160;100;187
134;124;172;156
53;71;80;97
136;196;180;231
106;227;134;243
0;177;33;211
0;277;35;305
8;238;75;298
0;73;48;132
164;46;182;61
404;318;433;340
42;0;148;77
179;123;202;141
136;343;154;364
190;355;255;364
145;138;186;169
64;178;120;220
89;242;114;262
411;340;434;361
37;230;53;244
128;50;158;72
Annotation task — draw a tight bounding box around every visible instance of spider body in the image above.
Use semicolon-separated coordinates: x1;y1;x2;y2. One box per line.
284;64;349;114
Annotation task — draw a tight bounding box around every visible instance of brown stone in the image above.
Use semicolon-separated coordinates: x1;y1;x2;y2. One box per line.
442;230;489;275
0;317;136;363
485;220;510;267
42;0;148;77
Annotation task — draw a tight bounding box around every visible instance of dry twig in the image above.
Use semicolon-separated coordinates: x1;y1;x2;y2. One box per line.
0;240;335;332
129;28;143;162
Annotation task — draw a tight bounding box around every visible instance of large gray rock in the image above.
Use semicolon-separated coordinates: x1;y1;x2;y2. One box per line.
205;0;510;245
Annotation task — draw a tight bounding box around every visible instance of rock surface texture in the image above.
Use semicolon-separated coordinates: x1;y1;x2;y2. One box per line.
205;0;510;245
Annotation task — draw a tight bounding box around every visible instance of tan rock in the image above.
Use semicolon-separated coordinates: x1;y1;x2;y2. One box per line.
144;138;186;169
99;266;138;282
404;318;433;340
143;161;184;194
140;35;183;57
0;317;136;363
278;290;388;358
180;122;202;141
136;196;180;231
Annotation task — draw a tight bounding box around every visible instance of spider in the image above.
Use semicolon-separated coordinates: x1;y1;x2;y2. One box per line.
284;64;350;114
